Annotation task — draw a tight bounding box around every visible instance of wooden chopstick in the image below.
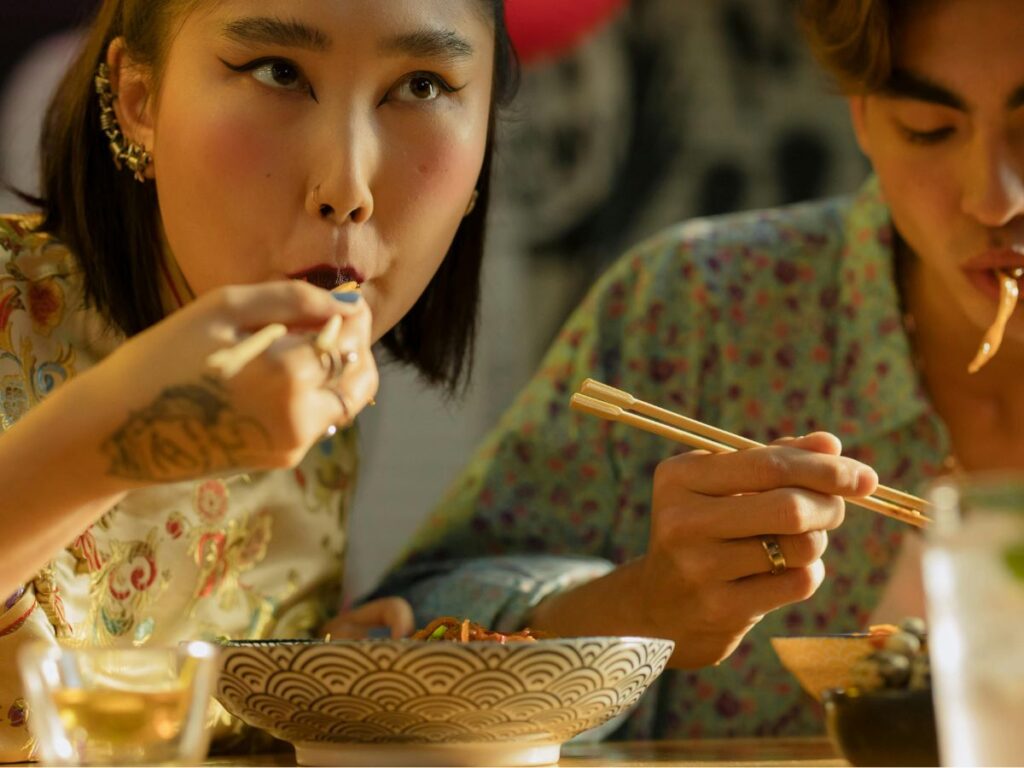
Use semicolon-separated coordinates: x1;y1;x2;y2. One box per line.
579;379;929;515
206;323;288;379
579;379;930;515
572;385;931;530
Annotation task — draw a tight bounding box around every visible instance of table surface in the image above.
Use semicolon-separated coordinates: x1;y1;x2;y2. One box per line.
200;737;846;767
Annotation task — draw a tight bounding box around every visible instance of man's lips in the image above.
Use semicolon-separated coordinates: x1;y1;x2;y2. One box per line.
288;264;365;290
964;247;1024;272
963;250;1024;303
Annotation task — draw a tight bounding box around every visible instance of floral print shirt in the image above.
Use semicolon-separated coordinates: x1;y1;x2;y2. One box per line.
0;215;357;760
373;177;953;739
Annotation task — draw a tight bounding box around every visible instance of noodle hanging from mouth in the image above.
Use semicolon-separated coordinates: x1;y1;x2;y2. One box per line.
967;269;1021;374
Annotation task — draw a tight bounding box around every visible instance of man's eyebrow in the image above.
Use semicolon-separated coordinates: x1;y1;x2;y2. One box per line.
222;17;331;52
882;69;966;110
378;29;474;62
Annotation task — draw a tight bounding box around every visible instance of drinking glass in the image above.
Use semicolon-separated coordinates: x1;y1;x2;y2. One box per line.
18;641;219;766
923;474;1024;767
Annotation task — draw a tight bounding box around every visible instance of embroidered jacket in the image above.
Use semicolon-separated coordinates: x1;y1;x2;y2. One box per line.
0;215;356;759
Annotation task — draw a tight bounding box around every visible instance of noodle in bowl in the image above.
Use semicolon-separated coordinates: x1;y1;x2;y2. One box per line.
214;634;673;767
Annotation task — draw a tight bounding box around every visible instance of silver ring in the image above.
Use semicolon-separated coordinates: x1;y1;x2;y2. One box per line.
321;392;351;440
760;535;787;575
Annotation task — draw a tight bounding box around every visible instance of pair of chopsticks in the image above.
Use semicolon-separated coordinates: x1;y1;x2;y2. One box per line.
570;379;931;528
206;282;358;380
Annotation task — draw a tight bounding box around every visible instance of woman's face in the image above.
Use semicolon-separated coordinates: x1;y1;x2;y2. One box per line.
125;0;494;342
849;0;1024;341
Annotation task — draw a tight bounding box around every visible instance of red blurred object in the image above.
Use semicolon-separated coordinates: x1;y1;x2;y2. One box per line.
505;0;628;64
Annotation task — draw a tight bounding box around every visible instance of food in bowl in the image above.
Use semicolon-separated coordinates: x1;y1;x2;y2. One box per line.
847;618;930;693
214;628;673;767
820;618;936;766
411;616;547;643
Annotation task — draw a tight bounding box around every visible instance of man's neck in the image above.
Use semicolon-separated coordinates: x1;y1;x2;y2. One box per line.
902;247;1024;469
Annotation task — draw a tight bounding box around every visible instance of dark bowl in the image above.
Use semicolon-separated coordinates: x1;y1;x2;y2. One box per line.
822;687;939;767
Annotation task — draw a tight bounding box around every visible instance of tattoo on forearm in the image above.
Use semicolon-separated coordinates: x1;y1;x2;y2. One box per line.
103;377;270;482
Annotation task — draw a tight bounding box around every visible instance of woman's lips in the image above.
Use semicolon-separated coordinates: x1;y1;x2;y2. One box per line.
288;264;365;290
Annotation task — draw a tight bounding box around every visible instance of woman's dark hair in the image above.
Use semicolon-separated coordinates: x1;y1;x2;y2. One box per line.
798;0;908;93
35;0;519;394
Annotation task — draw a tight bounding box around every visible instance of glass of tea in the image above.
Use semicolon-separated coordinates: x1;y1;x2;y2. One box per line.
17;641;219;766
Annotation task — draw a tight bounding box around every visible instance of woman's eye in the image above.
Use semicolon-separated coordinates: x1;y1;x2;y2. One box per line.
251;60;303;91
389;73;455;104
222;57;312;96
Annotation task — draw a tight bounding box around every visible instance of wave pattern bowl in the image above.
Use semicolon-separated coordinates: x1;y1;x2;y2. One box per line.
214;636;674;767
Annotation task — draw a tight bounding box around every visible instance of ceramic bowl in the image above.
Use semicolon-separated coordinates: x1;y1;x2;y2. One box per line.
214;636;674;767
770;634;878;701
822;687;939;767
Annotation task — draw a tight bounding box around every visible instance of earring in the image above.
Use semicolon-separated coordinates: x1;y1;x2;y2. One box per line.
95;63;152;183
464;189;479;217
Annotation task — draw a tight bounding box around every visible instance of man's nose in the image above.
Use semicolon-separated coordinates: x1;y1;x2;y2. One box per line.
961;133;1024;228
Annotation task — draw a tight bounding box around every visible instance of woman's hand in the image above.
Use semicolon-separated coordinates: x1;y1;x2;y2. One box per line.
528;432;878;669
320;597;415;640
0;279;378;597
90;280;379;484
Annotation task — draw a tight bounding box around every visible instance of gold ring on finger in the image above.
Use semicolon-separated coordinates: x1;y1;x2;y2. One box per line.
759;535;787;575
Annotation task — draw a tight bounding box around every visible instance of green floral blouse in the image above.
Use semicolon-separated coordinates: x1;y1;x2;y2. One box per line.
374;176;953;738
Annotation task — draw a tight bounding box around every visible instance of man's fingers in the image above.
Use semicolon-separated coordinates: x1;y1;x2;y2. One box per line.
697;487;846;539
660;444;876;498
772;432;842;456
727;559;827;616
709;530;829;580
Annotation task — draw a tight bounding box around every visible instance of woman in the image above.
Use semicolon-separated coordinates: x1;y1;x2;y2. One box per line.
374;0;1024;739
0;0;515;757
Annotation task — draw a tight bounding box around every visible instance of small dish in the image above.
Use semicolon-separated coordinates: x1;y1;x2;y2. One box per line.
822;687;939;767
770;633;877;701
214;635;673;767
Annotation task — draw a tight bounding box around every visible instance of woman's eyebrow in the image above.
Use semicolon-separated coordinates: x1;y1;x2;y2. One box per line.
378;29;475;62
222;17;332;52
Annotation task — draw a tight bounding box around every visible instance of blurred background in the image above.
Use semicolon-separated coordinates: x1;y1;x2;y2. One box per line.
1;0;867;599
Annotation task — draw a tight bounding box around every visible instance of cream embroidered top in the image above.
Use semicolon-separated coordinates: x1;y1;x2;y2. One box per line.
0;214;357;760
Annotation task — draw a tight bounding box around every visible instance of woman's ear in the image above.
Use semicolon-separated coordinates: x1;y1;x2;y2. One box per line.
106;37;156;177
847;95;872;159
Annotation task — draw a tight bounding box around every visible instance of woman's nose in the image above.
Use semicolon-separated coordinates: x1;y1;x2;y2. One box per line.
960;135;1024;228
306;126;376;225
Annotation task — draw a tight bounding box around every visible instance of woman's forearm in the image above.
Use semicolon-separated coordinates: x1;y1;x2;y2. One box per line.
0;367;131;595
